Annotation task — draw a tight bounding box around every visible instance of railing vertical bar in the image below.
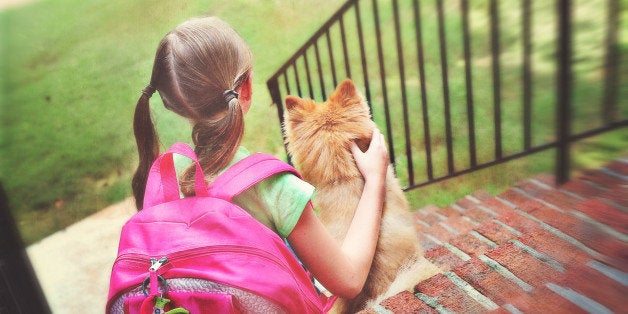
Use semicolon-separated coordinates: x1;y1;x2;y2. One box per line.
437;0;455;175
355;0;372;106
339;15;352;79
325;30;339;87
413;0;434;181
283;72;291;95
522;0;532;150
556;0;573;184
268;77;281;109
293;63;303;96
461;0;477;168
393;0;414;184
303;53;315;99
372;0;396;166
602;0;619;124
490;0;503;160
314;41;326;99
267;77;290;160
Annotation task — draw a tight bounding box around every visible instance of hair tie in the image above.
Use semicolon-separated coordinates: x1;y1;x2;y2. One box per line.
223;89;239;104
142;85;156;98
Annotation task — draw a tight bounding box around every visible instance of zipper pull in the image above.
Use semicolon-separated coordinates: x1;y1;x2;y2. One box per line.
149;257;168;272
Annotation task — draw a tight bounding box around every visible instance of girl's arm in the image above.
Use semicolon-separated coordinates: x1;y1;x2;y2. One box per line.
287;129;388;299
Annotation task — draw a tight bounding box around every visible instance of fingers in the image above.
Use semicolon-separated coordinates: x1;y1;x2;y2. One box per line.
350;140;362;156
350;128;388;156
368;129;388;161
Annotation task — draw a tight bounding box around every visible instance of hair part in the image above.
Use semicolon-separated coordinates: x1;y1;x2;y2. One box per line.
132;16;253;209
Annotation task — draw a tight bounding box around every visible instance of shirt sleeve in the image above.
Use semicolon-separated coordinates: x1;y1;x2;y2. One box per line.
262;173;314;238
234;172;315;238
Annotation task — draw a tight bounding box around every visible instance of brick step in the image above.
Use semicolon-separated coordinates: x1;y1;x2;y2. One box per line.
377;158;628;313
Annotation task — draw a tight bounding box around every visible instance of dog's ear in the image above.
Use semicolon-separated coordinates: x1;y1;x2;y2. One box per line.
354;134;373;152
285;96;302;111
330;79;359;105
337;79;357;98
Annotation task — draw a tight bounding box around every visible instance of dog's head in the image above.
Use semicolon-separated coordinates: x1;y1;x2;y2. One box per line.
283;79;376;184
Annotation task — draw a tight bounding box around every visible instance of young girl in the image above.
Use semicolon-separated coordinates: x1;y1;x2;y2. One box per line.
132;16;388;301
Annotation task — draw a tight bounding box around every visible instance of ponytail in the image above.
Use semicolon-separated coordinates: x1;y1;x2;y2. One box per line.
180;96;244;196
131;86;160;210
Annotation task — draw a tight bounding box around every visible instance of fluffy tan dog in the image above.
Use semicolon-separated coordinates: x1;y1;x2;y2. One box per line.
284;79;438;312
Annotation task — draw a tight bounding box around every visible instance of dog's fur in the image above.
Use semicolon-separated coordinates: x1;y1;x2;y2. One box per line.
284;79;439;312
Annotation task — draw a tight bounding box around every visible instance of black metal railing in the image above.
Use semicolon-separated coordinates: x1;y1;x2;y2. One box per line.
267;0;626;191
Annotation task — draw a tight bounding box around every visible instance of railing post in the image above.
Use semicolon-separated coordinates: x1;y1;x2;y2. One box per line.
556;0;572;185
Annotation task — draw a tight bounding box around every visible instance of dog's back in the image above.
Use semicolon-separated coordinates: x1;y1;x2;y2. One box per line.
284;79;428;312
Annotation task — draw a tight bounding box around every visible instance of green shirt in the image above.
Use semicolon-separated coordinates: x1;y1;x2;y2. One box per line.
175;147;314;238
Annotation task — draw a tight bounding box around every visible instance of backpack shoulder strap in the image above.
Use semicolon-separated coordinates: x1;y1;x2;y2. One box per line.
207;153;301;201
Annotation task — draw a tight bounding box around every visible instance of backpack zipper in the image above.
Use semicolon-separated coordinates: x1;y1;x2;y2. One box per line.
114;245;321;310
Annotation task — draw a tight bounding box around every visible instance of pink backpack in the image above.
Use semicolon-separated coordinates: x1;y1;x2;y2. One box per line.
107;143;335;313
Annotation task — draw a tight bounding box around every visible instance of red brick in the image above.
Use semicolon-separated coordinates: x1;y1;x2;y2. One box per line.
580;169;624;190
497;211;540;235
414;273;486;313
424;245;466;271
517;228;589;268
511;285;587;314
472;190;495;202
572;198;628;234
516;180;582;210
561;178;603;200
486;242;561;288
474;221;517;245
481;197;516;216
497;189;531;209
442;216;477;235
424;224;457;243
513;197;549;213
453;258;526;306
577;170;628;207
463;206;495;224
554;264;626;313
536;189;582;211
534;173;558;187
515;180;548;198
380;290;436;313
525;203;628;272
485;308;513;314
597;182;628;208
455;197;478;210
449;234;492;258
606;160;628;176
417;204;441;215
438;206;461;218
414;212;433;234
420;212;443;226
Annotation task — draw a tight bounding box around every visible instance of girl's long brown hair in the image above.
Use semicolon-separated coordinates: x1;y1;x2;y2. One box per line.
132;17;253;209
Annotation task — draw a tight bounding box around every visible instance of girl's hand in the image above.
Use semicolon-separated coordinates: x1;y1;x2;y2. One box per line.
289;129;390;298
350;128;389;184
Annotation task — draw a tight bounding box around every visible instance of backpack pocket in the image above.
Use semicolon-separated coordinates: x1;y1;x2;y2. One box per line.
123;291;240;314
115;278;286;314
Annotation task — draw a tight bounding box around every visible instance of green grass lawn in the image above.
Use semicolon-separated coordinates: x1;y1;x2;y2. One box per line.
1;0;347;244
1;0;626;244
